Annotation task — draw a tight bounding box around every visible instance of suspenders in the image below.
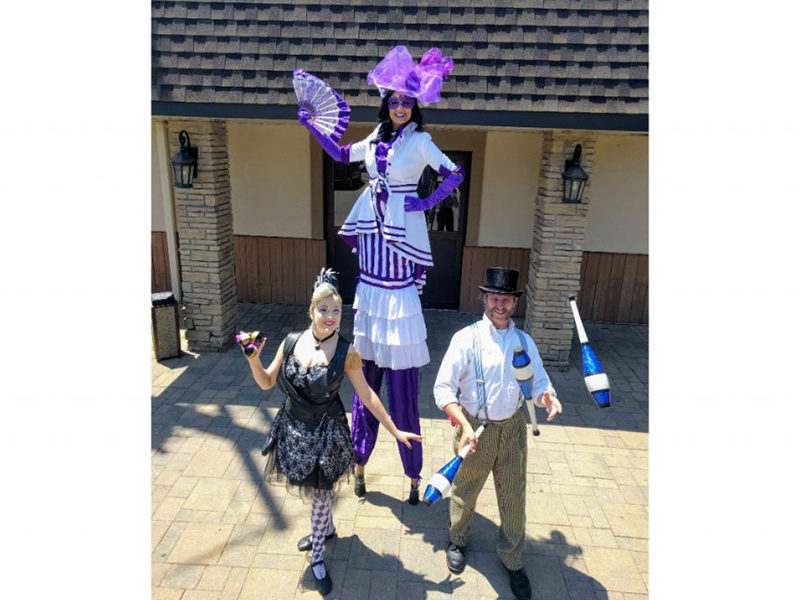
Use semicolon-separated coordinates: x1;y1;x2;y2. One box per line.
469;322;488;421
469;322;539;433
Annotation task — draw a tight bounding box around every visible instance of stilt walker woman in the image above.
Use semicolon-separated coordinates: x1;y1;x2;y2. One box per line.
296;45;463;504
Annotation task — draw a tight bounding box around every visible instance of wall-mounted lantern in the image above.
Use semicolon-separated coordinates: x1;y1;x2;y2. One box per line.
561;144;589;203
170;130;198;188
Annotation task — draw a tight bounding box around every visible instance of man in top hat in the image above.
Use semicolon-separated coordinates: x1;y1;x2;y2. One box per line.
433;267;562;600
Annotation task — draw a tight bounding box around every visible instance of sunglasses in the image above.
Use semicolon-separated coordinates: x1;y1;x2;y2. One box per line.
388;96;415;109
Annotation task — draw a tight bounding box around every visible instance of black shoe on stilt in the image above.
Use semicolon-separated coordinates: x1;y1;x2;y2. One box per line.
408;484;419;505
354;473;366;497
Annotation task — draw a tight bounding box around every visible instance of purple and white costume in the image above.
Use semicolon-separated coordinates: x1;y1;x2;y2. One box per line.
343;121;462;481
298;46;463;482
340;121;461;369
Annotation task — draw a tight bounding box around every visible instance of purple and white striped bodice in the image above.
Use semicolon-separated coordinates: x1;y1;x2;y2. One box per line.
357;232;428;292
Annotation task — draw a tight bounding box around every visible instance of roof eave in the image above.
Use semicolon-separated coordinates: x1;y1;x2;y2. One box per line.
151;102;648;133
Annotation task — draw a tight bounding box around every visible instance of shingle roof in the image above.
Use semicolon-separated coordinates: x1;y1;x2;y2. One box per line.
152;1;648;121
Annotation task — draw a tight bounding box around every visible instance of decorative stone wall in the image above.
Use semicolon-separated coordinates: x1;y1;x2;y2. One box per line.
524;131;597;368
167;119;237;351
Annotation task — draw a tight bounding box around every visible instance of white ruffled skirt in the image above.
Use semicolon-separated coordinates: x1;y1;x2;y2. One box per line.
352;281;430;370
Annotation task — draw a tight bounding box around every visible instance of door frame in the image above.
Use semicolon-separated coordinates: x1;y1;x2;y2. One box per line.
421;150;471;309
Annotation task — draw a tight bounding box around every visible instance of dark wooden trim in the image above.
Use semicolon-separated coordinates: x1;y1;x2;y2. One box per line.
460;247;649;324
152;102;648;132
233;237;648;322
459;246;530;317
233;235;326;305
151;231;171;293
578;251;648;324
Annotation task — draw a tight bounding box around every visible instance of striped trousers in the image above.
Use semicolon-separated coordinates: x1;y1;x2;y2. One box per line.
449;409;527;570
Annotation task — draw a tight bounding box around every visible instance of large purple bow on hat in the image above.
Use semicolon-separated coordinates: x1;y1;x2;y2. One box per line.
367;46;454;107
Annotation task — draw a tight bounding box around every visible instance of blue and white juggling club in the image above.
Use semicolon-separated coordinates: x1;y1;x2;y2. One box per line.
569;296;610;408
422;424;486;506
511;346;540;436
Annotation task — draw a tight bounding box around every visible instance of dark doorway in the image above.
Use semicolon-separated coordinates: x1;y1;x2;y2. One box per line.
324;151;471;309
417;151;470;308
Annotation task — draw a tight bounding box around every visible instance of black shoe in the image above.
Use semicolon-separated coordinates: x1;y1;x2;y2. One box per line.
311;560;333;596
504;566;531;600
354;474;366;497
446;542;467;574
297;530;336;552
408;485;419;505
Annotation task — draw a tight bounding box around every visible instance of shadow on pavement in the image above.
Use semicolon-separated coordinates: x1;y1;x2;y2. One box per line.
298;531;466;598
356;491;607;599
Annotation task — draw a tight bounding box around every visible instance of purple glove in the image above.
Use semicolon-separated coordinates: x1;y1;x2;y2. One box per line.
298;109;351;163
404;165;464;212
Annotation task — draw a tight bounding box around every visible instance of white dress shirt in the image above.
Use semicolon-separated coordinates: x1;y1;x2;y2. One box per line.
433;314;556;421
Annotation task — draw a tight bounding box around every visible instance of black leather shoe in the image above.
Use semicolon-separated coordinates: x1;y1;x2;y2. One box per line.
446;542;467;574
354;474;366;497
504;566;531;600
311;560;333;596
408;485;419;505
297;530;336;552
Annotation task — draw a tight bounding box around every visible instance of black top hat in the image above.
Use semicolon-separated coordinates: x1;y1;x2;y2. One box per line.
478;267;523;297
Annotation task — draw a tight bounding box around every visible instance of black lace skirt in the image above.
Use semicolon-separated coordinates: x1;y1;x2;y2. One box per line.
261;405;353;497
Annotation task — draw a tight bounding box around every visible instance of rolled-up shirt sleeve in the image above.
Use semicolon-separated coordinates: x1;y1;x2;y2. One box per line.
434;328;470;411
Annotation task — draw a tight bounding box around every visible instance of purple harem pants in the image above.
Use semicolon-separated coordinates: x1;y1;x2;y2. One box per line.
350;359;422;481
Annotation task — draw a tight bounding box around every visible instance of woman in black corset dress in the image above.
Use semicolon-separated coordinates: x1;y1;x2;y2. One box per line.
243;269;422;596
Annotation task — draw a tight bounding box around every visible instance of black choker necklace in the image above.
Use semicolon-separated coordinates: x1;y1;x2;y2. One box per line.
311;329;337;350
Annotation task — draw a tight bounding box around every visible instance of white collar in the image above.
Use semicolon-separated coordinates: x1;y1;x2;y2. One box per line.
481;312;516;335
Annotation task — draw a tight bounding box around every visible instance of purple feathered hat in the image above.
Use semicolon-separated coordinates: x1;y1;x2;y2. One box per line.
366;45;454;107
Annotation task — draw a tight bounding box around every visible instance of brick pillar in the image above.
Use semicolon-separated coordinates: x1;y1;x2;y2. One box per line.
167;119;237;351
524;131;597;368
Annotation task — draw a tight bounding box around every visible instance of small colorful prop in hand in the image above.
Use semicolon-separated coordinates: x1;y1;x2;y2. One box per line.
569;296;610;408
235;331;265;358
511;346;540;436
422;423;486;506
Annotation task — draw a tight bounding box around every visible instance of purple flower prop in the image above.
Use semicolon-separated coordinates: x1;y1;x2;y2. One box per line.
366;45;454;107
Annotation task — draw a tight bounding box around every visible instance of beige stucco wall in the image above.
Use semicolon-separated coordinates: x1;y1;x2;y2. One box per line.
151;121;167;231
478;130;544;248
474;129;648;254
150;119;648;253
228;120;312;238
584;133;649;254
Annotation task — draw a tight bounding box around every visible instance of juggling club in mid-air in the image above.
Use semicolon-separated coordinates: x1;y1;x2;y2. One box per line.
422;423;486;506
568;296;610;408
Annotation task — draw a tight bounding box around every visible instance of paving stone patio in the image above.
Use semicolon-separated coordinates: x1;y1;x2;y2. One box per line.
152;303;648;599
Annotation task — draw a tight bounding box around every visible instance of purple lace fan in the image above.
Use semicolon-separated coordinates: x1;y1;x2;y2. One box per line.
292;69;351;142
